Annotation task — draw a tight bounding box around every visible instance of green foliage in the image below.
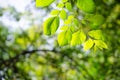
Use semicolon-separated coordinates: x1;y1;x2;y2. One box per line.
41;0;107;51
59;9;67;20
76;0;96;13
62;0;68;3
84;38;94;50
94;40;108;50
89;14;105;28
88;30;103;40
65;2;72;11
58;29;72;46
50;10;60;15
71;30;86;46
36;0;55;7
43;16;59;35
57;3;64;8
1;0;120;80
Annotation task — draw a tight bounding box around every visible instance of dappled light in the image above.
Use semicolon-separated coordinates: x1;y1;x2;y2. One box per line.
0;0;120;80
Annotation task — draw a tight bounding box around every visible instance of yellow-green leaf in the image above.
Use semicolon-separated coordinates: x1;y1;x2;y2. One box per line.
57;3;64;8
36;0;55;7
68;15;74;20
88;30;103;40
60;9;67;20
73;19;79;26
94;40;108;49
71;31;86;46
62;0;68;2
64;19;72;24
50;10;60;15
60;26;68;30
65;2;72;11
84;38;94;51
58;29;72;46
43;17;59;35
76;0;95;13
89;14;105;27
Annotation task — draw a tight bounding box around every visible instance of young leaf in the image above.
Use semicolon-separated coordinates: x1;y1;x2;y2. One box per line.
80;31;86;43
71;31;81;46
94;40;108;49
70;26;75;32
93;45;99;52
88;30;103;40
89;14;105;27
64;19;72;24
60;9;67;20
43;17;59;35
36;0;55;7
60;26;68;31
65;2;72;11
62;0;68;2
71;31;86;46
84;38;94;51
58;29;72;46
57;3;64;8
50;10;59;15
68;15;74;20
76;0;96;13
73;19;79;26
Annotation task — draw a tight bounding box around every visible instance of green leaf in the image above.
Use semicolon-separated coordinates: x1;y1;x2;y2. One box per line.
64;15;74;24
57;3;64;8
94;40;108;49
88;30;103;40
36;0;55;7
60;26;68;30
89;14;105;27
76;0;96;13
65;2;72;11
50;10;59;15
73;19;79;26
84;38;94;51
68;15;74;20
93;45;99;52
43;17;59;35
64;19;72;24
62;0;68;2
70;26;75;32
60;9;67;20
71;31;86;46
58;29;72;46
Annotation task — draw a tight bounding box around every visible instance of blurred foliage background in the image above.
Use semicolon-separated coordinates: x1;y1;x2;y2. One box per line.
0;0;120;80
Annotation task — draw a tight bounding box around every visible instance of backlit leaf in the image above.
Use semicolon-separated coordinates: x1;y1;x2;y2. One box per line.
71;31;86;46
65;2;72;11
88;30;103;40
50;10;59;15
36;0;55;7
68;15;74;20
76;0;95;13
84;38;94;51
94;40;108;49
58;29;72;46
57;3;64;8
89;14;105;27
62;0;68;2
43;17;59;35
73;19;79;26
60;9;67;20
64;19;72;24
60;26;68;30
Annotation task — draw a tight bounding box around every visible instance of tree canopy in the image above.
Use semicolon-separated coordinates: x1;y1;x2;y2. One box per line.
0;0;120;80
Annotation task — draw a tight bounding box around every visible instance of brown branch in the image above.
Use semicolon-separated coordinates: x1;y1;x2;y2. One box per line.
0;49;57;68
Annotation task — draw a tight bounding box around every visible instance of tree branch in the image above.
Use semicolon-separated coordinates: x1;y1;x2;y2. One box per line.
0;49;56;68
